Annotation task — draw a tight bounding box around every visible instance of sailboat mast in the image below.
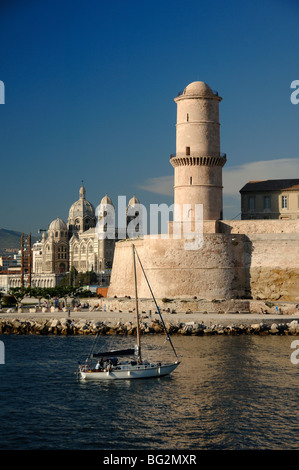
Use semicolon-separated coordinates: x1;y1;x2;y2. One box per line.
134;246;179;361
132;244;142;363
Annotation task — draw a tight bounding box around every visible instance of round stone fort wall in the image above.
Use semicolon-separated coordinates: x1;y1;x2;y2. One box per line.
108;234;246;300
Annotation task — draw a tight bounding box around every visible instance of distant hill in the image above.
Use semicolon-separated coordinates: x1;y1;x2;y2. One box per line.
0;228;39;253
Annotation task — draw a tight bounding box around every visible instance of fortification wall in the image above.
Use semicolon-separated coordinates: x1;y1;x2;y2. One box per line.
109;221;299;301
108;234;246;300
243;233;299;301
213;220;299;301
218;219;299;234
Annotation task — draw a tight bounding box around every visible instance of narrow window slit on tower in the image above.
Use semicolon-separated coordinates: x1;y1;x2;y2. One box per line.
186;146;190;156
190;177;192;185
187;113;189;121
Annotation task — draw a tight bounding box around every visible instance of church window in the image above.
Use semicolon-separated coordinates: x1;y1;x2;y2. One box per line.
55;232;58;237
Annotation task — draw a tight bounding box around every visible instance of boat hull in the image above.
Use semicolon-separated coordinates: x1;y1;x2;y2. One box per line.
79;361;180;381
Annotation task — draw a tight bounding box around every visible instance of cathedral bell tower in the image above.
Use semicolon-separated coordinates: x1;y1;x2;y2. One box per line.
170;81;226;222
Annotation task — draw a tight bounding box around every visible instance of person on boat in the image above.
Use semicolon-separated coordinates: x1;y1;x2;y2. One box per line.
95;361;101;370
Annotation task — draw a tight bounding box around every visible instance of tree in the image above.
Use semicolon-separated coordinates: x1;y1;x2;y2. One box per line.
59;268;98;289
8;287;31;308
28;287;45;308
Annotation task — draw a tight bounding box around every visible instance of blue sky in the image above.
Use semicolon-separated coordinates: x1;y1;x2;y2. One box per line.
0;0;298;234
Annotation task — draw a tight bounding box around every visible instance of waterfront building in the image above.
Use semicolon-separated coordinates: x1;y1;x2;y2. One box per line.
240;179;299;220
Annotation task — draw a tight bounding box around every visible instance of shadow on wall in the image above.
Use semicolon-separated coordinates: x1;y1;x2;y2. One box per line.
218;221;253;300
243;235;253;299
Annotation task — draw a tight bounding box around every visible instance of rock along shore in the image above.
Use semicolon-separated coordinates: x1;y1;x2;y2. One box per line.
0;298;299;336
1;315;299;336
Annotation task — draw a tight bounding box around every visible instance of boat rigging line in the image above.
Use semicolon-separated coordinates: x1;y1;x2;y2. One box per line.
133;244;179;361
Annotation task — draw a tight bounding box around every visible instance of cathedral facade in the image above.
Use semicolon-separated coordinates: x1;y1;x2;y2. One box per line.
29;185;140;288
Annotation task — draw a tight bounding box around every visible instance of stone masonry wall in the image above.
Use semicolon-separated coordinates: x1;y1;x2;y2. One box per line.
108;234;246;300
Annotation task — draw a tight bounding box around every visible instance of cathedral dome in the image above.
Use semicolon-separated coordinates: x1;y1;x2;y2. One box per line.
68;198;95;219
49;217;67;232
128;194;140;206
100;194;114;206
183;81;214;97
68;184;95;220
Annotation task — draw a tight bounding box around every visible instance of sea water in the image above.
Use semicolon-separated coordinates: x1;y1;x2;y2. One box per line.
0;333;298;450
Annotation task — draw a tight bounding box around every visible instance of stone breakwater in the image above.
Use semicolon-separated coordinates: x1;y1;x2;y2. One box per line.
1;317;299;336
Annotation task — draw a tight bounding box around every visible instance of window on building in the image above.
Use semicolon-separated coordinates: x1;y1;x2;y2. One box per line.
187;113;189;121
264;196;270;210
190;177;192;185
186;146;190;156
282;195;288;209
249;196;255;211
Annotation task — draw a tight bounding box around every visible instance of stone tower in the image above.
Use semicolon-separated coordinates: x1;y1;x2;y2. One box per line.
41;217;69;273
126;195;143;237
170;81;226;222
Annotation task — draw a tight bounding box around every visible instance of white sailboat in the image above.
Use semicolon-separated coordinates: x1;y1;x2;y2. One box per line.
77;244;180;380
